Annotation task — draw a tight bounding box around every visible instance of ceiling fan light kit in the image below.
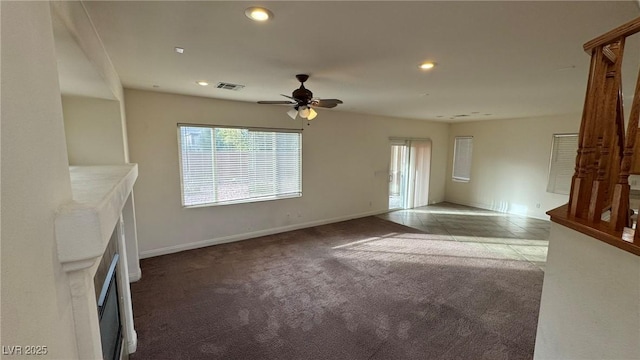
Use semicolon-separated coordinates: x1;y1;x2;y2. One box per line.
298;106;310;118
258;74;343;122
307;108;317;120
287;108;298;120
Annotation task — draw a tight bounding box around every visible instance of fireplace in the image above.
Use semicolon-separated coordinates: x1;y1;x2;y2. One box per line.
98;253;122;360
56;165;139;359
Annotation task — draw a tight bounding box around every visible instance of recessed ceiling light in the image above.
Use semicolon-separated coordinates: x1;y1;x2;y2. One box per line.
196;81;209;86
174;47;184;54
245;7;273;22
419;62;435;70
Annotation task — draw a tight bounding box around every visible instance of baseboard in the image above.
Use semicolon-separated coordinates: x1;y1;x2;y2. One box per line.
128;267;141;282
526;213;552;221
139;209;389;259
444;199;551;221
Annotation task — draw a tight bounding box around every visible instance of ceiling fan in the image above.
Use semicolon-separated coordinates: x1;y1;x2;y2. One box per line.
258;74;343;120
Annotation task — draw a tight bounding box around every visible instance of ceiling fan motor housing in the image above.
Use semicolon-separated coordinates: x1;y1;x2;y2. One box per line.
293;74;313;103
293;86;313;103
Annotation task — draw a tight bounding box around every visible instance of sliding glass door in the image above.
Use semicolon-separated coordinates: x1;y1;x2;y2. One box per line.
389;139;431;210
389;144;409;210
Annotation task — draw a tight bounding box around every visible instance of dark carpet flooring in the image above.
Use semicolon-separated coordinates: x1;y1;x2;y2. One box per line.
130;216;543;360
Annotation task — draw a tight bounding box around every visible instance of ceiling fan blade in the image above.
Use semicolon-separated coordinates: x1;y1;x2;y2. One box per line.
280;94;300;102
280;94;305;105
257;101;296;105
312;99;343;108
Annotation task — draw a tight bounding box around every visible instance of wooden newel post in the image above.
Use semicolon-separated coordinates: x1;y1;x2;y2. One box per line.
551;17;640;255
569;52;597;218
569;47;608;219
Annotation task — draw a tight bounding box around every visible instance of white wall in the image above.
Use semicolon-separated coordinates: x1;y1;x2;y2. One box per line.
50;2;125;103
51;1;131;164
52;1;140;283
534;223;640;359
62;95;126;165
124;89;450;256
445;114;580;219
1;2;78;358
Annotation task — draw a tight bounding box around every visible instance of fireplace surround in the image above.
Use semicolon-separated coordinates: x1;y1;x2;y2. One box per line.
55;165;138;359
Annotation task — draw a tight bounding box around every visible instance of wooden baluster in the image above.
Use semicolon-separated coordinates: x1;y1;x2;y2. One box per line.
589;41;625;222
608;91;625;212
612;60;640;232
630;89;640;243
569;46;608;219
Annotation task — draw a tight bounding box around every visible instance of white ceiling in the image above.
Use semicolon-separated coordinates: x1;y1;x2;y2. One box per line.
81;1;640;122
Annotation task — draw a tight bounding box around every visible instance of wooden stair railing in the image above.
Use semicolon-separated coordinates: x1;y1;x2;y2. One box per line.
549;17;640;256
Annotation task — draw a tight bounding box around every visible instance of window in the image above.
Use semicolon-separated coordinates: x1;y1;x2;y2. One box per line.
547;134;578;195
452;136;473;182
178;124;302;207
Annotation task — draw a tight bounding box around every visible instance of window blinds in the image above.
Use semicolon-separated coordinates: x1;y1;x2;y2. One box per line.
547;134;578;195
453;136;473;182
178;125;302;207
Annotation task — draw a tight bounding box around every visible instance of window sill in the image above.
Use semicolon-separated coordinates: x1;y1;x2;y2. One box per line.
183;193;302;208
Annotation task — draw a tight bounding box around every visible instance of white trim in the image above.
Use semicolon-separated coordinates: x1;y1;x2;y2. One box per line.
128;330;137;353
128;267;142;282
140;209;389;259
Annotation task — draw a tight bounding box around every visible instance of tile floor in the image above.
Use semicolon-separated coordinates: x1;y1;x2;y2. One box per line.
377;202;550;270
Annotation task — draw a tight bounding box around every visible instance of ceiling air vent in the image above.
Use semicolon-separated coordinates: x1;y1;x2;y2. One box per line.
216;82;245;91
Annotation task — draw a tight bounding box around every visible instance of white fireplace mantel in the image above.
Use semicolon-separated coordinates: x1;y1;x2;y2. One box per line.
56;165;138;266
55;164;138;359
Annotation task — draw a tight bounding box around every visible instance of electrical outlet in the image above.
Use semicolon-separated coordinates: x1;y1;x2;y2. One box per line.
536;203;541;209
